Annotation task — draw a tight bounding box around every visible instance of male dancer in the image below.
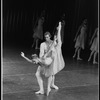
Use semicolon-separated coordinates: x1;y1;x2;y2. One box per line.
21;32;59;96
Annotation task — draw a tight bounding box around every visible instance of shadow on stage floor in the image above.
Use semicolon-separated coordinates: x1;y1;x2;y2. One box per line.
2;47;99;100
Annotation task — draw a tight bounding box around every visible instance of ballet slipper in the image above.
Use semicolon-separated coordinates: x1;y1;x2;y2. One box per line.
93;61;98;64
35;47;39;49
77;57;82;60
73;55;75;58
47;88;51;96
35;90;44;95
51;84;59;90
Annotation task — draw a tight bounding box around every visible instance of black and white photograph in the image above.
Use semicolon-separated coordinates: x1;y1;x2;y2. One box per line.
2;0;99;100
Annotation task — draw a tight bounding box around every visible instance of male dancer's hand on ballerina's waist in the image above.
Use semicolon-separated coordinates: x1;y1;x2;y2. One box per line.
31;54;40;64
33;59;39;64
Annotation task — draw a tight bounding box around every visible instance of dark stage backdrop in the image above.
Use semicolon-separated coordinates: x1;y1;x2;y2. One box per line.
3;0;98;57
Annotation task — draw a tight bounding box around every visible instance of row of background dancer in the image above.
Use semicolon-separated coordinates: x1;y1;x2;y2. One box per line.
73;19;99;64
88;27;99;64
73;19;87;60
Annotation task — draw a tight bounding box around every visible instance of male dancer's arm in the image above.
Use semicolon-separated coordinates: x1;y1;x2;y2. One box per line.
39;43;45;58
37;43;50;66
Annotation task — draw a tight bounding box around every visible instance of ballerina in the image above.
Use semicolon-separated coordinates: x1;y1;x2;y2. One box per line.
73;19;87;60
32;16;44;49
88;27;99;64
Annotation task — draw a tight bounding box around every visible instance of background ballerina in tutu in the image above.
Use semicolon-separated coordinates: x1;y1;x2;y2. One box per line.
73;19;87;60
88;27;99;64
32;13;44;49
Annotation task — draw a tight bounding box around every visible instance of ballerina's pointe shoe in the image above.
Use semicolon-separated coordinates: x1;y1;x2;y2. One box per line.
35;90;44;95
51;85;59;90
47;88;51;96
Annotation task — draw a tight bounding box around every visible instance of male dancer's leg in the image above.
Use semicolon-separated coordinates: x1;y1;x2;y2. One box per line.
51;75;59;90
47;76;52;96
35;66;44;94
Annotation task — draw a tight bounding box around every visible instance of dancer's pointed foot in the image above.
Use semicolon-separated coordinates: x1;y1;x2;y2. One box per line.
35;47;39;49
47;88;51;96
93;61;98;64
35;90;44;95
73;55;75;58
77;57;82;60
51;84;59;90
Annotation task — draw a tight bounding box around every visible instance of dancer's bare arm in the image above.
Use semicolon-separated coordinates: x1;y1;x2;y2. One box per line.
39;43;45;59
74;25;82;41
21;52;32;63
21;52;45;65
89;28;98;45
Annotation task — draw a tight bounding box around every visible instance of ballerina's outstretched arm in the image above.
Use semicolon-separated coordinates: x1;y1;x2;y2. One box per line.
21;52;47;65
21;52;32;63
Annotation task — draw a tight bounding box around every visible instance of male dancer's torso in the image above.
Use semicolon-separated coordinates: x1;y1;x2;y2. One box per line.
44;40;53;57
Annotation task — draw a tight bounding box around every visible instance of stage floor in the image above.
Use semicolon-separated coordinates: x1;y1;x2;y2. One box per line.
2;47;99;100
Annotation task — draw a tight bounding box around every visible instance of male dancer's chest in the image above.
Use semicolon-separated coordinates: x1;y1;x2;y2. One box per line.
44;41;53;55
